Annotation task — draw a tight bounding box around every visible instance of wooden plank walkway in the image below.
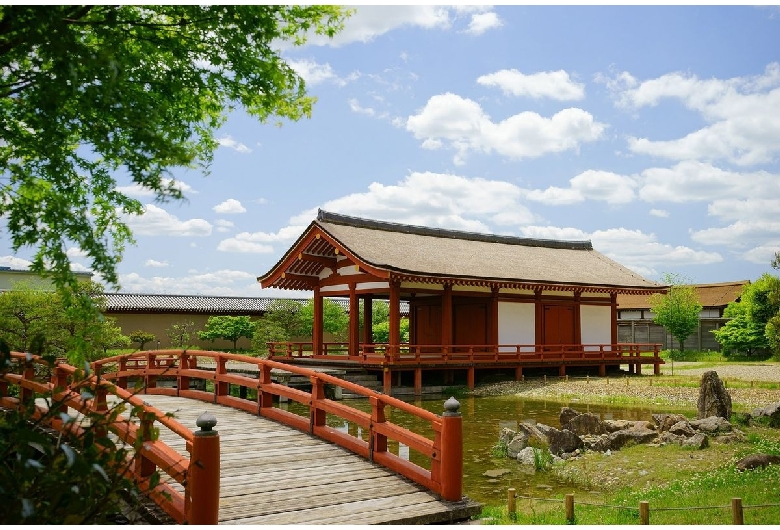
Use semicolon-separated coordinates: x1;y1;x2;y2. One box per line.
138;395;481;525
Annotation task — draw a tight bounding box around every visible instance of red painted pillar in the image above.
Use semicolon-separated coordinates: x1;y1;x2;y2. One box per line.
383;368;392;396
363;294;373;352
442;283;453;353
349;284;359;357
414;368;422;395
188;412;220;525
389;280;400;358
313;287;323;356
467;367;475;390
610;293;618;347
440;397;463;502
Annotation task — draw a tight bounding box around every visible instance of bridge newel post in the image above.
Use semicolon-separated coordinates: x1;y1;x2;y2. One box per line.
257;364;273;413
135;411;157;480
179;352;190;394
145;352;157;390
188;412;220;525
51;364;69;414
369;396;387;461
440;397;463;502
215;356;228;401
118;357;128;390
310;377;326;434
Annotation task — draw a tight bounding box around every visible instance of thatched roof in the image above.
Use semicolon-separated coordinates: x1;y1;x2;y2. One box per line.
259;211;665;294
617;280;748;310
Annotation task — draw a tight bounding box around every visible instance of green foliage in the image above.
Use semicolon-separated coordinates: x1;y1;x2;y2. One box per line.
648;273;702;352
0;281;129;362
297;299;350;340
714;274;780;357
128;330;155;351
0;5;348;293
490;440;508;458
165;320;197;349
251;319;290;357
0;360;157;524
372;318;410;343
532;446;554;471
260;299;307;337
660;349;726;362
198;315;254;350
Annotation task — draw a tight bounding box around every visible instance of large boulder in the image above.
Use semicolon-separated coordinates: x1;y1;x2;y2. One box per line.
690;416;732;433
517;422;549;447
499;427;517;447
653;413;689;432
516;447;537;466
750;402;780;427
697;371;732;420
682;433;709;450
588;426;658;452
564;413;607;436
736;454;780;471
543;426;584;456
669;420;695;437
559;407;580;427
506;433;530;458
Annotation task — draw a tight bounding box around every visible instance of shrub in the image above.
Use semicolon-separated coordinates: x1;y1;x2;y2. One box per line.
129;330;155;351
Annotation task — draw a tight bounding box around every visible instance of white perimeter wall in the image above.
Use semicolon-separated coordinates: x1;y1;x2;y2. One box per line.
581;305;611;349
498;302;535;352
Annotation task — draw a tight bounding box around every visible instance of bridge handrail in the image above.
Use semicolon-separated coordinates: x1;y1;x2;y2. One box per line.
93;350;463;502
0;352;214;524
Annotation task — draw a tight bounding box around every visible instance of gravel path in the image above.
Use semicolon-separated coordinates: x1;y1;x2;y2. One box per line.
659;361;780;382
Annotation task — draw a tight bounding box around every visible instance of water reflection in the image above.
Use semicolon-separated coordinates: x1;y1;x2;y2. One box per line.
277;395;655;506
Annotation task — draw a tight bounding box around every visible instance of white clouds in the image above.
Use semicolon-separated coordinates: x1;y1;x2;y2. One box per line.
124;204;212;237
649;209;669;218
288;58;358;87
0;255;32;269
520;225;722;277
216;225;305;254
305;6;453;47
215;219;234;233
638;161;779;203
119;269;259;296
213;199;246;214
115;178;197;199
144;259;169;268
526;170;637;205
348;98;377;117
602;63;780;165
217;136;252;154
66;247;87;258
477;69;585;101
405;93;605;164
465;12;503;35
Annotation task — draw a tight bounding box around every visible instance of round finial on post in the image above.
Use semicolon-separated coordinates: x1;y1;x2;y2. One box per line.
196;412;217;433
443;396;461;416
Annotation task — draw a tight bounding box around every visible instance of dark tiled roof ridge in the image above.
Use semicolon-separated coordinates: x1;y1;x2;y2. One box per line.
316;209;593;251
105;292;290;301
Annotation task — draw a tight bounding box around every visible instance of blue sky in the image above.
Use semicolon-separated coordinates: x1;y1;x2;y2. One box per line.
3;5;780;296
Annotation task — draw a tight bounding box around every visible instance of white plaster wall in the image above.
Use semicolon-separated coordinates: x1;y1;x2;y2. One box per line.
498;302;535;352
581;305;611;349
356;282;389;291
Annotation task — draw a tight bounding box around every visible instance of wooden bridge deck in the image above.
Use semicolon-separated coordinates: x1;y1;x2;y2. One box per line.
138;395;481;525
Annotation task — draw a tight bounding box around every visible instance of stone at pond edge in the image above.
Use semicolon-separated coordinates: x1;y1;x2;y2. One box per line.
559;406;580;427
697;370;732;420
483;468;512;478
507;432;530;458
682;433;709;449
736;453;780;471
564;412;607;436
690;416;732;433
516;447;537;466
750;402;780;427
653;413;688;432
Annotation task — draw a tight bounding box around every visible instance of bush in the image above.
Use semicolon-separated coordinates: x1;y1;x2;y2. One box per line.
129;330;155;351
0;352;156;523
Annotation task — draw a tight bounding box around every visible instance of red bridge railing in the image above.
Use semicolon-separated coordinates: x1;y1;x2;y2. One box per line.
92;350;464;503
0;352;218;524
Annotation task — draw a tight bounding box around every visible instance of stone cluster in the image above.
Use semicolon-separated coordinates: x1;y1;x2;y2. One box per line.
497;406;745;466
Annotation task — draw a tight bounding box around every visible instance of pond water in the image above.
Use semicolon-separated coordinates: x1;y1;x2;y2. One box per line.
278;394;656;506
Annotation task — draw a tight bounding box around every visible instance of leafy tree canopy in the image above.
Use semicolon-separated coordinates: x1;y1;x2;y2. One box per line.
198;315;254;350
298;299;349;341
648;273;702;352
0;5;347;292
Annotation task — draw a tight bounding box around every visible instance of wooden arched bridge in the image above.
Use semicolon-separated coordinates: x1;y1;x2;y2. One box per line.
0;350;481;525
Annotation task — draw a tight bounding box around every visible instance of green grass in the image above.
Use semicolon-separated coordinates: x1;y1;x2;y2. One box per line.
475;427;780;525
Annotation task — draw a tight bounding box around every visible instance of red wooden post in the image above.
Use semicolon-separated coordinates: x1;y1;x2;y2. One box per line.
370;396;387;461
145;353;157;390
515;366;523;381
118;357;128;389
52;365;69;414
257;364;274;412
188;412;220;525
383;367;392;396
467;367;475;390
349;284;359;357
389;280;401;359
179;352;190;393
440;397;463;501
310;377;326;434
559;365;566;377
215;356;228;400
414;368;422;395
20;363;34;404
363;294;373;353
135;411;157;479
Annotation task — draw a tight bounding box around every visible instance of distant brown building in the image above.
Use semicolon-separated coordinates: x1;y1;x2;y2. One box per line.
617;280;748;351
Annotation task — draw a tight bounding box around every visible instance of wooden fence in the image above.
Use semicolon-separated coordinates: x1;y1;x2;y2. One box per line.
507;489;780;524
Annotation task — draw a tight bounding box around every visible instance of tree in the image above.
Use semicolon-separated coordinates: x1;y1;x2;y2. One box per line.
198;316;254;351
261;299;307;338
251;319;290;357
297;299;349;341
372;318;410;344
129;330;155;351
648;273;702;353
165;320;197;349
0;5;347;293
713;274;780;357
